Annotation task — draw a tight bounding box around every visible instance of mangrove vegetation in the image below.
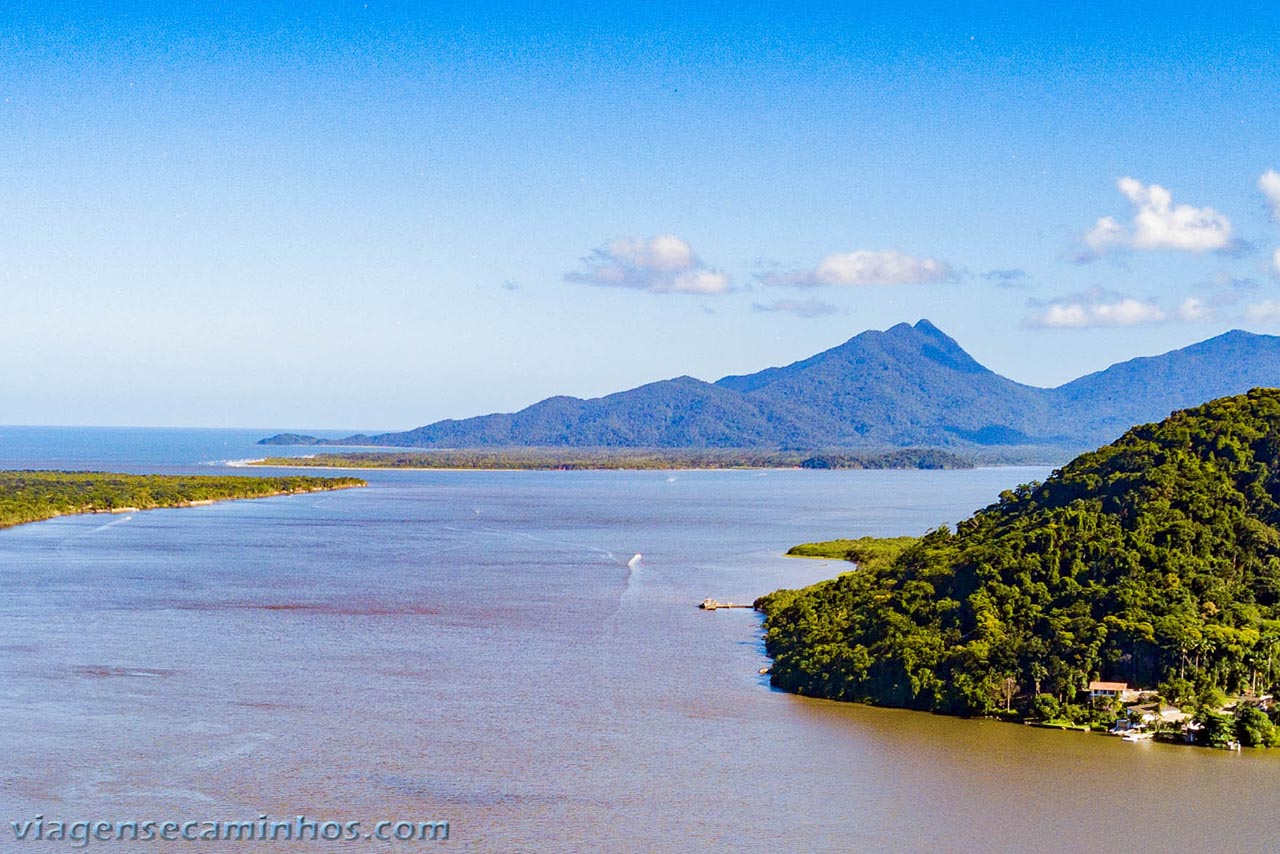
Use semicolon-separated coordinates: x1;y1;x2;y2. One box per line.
0;471;365;530
251;448;974;471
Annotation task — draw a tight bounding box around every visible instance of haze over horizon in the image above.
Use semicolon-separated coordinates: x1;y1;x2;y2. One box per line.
5;3;1280;429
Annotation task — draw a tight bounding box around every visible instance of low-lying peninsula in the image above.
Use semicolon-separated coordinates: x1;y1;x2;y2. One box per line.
0;471;365;531
785;536;920;571
249;448;973;471
757;388;1280;744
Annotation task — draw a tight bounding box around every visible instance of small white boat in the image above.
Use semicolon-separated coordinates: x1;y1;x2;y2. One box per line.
1121;730;1154;742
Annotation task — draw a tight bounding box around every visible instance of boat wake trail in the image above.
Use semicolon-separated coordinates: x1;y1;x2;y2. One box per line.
465;525;625;567
452;522;640;621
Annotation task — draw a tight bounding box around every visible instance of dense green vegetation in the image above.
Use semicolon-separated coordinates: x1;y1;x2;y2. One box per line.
786;536;920;572
252;448;972;471
0;471;364;530
757;389;1280;718
798;450;972;470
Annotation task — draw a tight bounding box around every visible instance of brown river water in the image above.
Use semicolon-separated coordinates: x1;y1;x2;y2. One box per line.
1;444;1275;852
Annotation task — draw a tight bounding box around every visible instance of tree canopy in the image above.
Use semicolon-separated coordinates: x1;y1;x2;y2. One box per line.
757;388;1280;716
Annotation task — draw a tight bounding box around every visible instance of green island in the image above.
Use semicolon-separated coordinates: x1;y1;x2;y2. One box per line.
758;388;1280;748
250;447;974;471
0;471;365;531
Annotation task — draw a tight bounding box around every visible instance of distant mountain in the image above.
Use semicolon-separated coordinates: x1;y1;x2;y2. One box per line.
1049;329;1280;442
313;376;812;448
714;319;1055;446
259;321;1280;451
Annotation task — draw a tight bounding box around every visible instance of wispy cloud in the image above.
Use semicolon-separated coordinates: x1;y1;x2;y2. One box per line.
1073;177;1234;262
1176;296;1214;321
751;298;839;318
981;268;1030;288
566;234;730;295
760;249;952;287
1246;300;1280;323
1193;270;1258;308
1202;271;1259;292
1025;288;1167;328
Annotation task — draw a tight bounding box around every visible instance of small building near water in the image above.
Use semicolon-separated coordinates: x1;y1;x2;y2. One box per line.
1088;681;1137;703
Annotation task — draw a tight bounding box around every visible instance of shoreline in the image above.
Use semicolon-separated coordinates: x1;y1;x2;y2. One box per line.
0;479;365;533
239;462;1030;473
239;446;1005;472
236;458;1048;474
240;460;807;473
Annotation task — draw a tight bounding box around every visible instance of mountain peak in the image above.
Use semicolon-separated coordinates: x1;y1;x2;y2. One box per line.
842;318;949;350
258;323;1280;453
876;318;989;375
880;318;942;334
1198;328;1265;347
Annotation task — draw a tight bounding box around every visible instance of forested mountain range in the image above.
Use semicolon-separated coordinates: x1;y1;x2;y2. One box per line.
261;321;1280;450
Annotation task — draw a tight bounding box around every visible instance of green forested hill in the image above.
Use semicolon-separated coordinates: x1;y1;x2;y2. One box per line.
757;389;1280;715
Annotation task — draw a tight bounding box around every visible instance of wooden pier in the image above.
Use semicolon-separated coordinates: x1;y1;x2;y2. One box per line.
699;598;753;611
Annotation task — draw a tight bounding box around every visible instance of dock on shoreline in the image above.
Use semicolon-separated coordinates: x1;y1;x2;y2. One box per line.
699;598;753;611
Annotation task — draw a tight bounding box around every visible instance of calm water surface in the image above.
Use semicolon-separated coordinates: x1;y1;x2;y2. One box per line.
1;429;1275;852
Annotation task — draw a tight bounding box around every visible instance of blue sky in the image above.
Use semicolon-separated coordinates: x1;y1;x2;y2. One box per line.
4;2;1280;428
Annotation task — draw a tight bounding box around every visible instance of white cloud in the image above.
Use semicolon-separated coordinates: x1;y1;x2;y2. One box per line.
1260;170;1280;220
1120;178;1233;251
1256;172;1280;275
1074;177;1233;261
566;234;730;295
1083;216;1127;254
1246;300;1280;323
1176;296;1213;322
751;298;839;318
1026;290;1167;329
762;249;953;287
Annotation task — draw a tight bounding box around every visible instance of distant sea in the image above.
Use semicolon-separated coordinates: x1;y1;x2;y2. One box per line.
0;426;365;473
2;428;1277;852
